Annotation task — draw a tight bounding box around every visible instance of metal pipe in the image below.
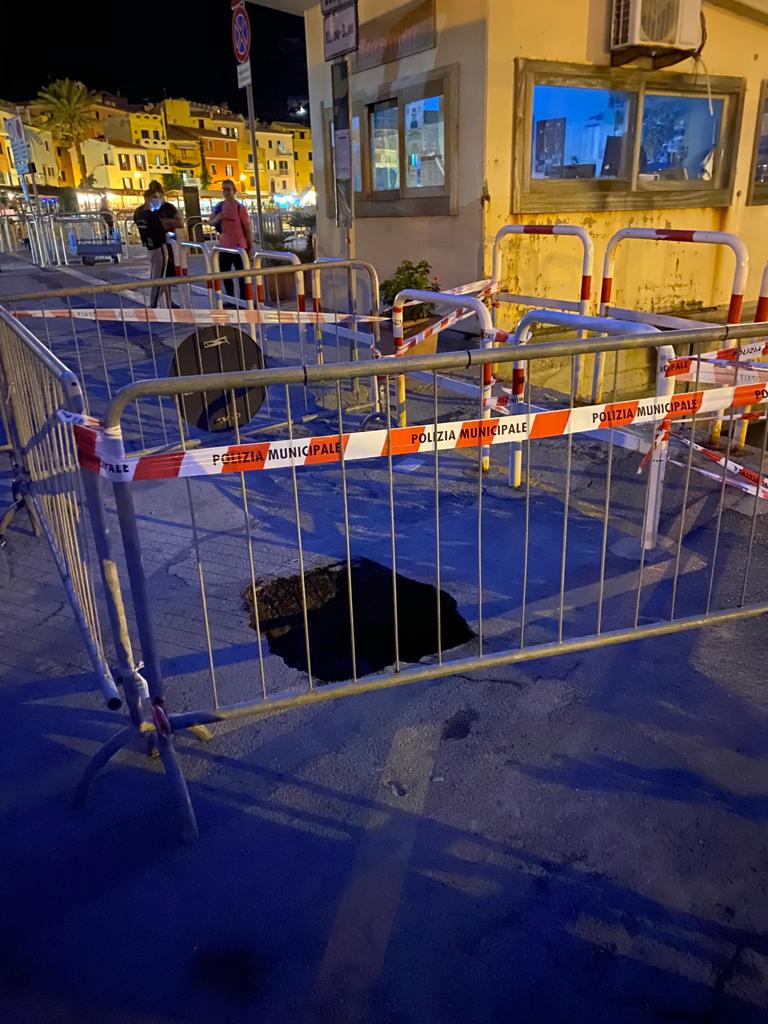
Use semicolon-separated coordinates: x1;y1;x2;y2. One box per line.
170;603;768;725
391;290;493;427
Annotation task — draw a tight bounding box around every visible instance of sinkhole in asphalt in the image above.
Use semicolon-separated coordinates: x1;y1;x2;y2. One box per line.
243;557;474;683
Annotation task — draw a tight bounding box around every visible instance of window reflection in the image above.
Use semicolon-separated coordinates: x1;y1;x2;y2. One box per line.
370;102;400;191
532;85;631;180
404;95;445;188
640;95;723;182
754;97;768;185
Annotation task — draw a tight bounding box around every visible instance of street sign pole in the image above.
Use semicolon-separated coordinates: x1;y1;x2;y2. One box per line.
345;55;355;260
231;0;264;244
245;84;265;245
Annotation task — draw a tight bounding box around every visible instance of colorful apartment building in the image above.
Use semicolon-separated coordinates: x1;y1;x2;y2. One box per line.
238;124;297;196
167;126;204;184
77;137;156;194
200;131;242;189
102;106;172;177
272;120;314;192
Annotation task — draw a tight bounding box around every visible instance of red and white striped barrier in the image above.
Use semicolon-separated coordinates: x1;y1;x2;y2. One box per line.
65;379;768;483
596;227;750;446
491;224;595;425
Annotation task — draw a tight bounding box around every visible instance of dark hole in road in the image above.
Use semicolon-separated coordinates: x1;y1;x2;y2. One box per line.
189;944;263;1001
243;557;473;683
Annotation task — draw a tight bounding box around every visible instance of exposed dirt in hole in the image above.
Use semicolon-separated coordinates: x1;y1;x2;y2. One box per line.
243;557;474;683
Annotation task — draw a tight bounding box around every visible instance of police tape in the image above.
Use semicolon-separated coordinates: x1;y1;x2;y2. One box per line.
673;433;768;499
64;380;768;483
664;340;768;379
12;307;386;327
374;284;501;359
379;278;497;314
663;359;768;387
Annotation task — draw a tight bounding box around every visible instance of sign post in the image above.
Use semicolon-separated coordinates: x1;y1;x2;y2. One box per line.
324;1;358;259
231;0;264;244
8;116;45;265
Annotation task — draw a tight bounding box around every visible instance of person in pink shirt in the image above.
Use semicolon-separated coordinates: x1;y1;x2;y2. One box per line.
209;179;254;303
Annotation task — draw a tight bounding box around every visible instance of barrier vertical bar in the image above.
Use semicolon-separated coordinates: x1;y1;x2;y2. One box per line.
595;227;749;418
491;224;594;400
642;344;677;551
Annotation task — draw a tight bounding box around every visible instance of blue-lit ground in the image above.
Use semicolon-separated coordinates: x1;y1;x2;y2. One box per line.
1;250;767;1023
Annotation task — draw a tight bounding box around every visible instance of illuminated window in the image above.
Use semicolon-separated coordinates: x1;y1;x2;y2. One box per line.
135;154;147;170
324;69;455;217
748;81;768;205
531;85;631;180
118;153;130;170
404;94;445;189
369;101;399;191
640;94;723;183
515;59;743;212
225;164;233;176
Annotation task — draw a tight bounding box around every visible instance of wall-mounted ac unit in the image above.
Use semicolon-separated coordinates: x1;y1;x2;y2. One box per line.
611;0;702;66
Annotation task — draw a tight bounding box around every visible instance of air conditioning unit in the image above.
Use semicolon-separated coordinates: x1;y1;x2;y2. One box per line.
611;0;702;65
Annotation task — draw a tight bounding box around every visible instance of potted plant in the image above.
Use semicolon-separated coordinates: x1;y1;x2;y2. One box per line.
377;259;441;355
259;230;295;302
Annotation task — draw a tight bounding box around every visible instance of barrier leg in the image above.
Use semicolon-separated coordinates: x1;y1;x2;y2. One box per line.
112;479;200;842
482;332;493;472
642;348;675;551
72;726;134;808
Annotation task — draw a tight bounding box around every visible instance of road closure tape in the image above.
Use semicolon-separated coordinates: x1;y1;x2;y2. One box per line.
13;307;385;327
68;380;768;483
664;340;768;380
673;434;768;499
374;283;500;358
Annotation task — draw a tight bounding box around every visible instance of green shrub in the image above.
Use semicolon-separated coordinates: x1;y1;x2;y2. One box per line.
381;259;439;321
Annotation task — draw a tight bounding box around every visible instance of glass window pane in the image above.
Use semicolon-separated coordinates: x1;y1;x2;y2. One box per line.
532;85;631;180
404;94;445;188
755;97;768;185
370;103;400;191
352;115;361;193
640;95;724;182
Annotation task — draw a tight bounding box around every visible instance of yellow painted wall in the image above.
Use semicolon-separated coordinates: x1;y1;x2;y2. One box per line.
273;121;314;191
484;0;768;321
305;0;768;311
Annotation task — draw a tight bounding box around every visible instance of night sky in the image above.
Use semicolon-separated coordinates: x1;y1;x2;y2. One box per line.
0;1;308;123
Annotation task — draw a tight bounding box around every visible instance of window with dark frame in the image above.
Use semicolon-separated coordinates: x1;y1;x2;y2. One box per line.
514;60;744;213
323;66;455;219
748;80;768;205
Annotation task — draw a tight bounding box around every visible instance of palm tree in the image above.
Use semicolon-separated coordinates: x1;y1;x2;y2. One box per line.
35;79;98;187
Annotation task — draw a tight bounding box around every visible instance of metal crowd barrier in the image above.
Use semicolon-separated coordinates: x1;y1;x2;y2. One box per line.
1;260;383;448
3;260;768;842
597;228;750;447
0;307;124;707
67;320;768;840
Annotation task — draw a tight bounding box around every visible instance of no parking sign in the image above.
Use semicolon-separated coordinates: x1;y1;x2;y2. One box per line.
231;1;251;63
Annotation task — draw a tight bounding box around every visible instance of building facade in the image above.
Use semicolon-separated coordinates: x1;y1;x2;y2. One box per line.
201;131;242;189
267;0;768;318
77;137;155;194
239;125;297;195
272;120;314;191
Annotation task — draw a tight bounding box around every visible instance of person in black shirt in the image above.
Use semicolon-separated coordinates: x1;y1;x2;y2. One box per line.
133;186;183;307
